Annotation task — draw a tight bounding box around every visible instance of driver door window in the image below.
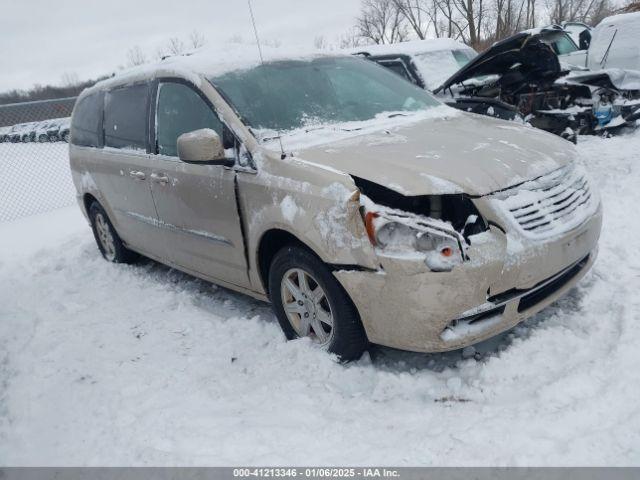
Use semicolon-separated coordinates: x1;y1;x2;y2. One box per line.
156;82;223;157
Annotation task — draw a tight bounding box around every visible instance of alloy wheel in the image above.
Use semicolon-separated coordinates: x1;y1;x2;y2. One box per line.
280;268;334;345
95;213;116;261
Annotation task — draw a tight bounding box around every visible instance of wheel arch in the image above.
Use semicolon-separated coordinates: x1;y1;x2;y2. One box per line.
82;192;100;217
256;228;325;295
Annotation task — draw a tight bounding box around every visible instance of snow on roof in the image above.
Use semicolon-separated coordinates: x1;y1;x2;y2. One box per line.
522;24;566;35
350;38;471;57
86;43;341;94
598;11;640;27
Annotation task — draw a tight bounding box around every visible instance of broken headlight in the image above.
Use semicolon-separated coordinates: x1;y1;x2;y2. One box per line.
364;209;466;272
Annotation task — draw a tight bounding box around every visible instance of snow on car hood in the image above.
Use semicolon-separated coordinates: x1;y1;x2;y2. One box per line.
286;111;576;197
562;68;640;91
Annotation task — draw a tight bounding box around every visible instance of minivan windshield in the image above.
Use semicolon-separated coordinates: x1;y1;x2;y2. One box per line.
210;56;440;133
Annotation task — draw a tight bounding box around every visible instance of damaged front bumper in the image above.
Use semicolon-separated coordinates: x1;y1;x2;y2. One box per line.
334;205;602;353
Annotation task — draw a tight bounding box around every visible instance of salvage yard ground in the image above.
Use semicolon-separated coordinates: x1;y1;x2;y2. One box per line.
0;131;639;465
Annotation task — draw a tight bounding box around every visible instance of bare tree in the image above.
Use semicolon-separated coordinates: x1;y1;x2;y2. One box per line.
456;0;484;46
546;0;610;24
620;0;640;11
189;30;206;49
430;0;469;42
60;72;80;87
154;45;166;61
166;37;186;55
356;0;410;44
314;35;328;49
492;0;537;42
338;28;367;48
586;0;614;24
392;0;433;38
155;37;187;60
126;46;147;67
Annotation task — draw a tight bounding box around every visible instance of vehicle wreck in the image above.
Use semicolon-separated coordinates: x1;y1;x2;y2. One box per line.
433;32;640;141
70;47;602;359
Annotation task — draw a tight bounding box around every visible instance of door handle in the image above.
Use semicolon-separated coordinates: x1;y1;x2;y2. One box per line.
129;170;146;180
150;173;170;185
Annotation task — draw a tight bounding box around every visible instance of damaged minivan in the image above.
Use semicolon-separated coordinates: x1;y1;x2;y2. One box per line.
70;47;602;361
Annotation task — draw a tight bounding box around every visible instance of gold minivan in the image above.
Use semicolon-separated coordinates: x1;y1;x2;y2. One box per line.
69;48;602;360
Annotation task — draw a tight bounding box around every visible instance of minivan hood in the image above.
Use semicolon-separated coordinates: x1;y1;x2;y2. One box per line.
434;32;562;94
292;113;575;197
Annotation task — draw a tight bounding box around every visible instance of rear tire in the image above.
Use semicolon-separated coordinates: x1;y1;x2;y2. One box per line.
268;245;368;362
88;202;138;264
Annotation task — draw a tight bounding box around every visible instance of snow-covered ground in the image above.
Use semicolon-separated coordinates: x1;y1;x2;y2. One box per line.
1;132;639;466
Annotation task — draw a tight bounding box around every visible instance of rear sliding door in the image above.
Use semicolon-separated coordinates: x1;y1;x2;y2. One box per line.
100;83;163;256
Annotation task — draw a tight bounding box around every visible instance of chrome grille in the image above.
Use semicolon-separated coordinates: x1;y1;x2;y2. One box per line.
494;164;598;239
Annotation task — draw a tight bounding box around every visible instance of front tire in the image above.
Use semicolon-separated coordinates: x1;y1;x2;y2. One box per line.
268;245;368;361
89;202;138;264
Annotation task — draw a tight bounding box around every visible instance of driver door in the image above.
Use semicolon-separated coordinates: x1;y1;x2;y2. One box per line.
148;80;250;289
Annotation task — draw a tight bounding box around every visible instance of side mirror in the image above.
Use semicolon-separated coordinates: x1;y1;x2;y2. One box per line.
177;128;234;166
579;29;591;50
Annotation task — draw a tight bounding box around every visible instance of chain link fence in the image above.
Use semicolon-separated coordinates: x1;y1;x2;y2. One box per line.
0;98;77;222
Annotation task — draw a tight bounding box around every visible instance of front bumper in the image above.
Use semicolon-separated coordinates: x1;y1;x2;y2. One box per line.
334;205;602;353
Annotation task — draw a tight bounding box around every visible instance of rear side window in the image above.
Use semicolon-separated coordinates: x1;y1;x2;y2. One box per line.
71;92;104;147
155;82;223;157
377;60;414;83
104;84;149;151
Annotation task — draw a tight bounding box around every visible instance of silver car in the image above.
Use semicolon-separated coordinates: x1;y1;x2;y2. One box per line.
69;50;602;360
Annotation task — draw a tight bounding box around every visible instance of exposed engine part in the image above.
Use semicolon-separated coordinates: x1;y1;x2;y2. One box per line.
351;175;487;239
434;32;640;139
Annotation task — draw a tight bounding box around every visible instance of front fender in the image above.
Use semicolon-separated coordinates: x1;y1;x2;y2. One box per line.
237;152;379;294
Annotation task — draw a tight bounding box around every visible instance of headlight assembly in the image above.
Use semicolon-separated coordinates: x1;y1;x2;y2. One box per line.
364;209;466;272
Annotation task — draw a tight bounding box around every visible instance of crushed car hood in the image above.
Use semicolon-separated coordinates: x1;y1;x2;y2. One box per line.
561;68;640;91
434;32;562;93
292;113;576;197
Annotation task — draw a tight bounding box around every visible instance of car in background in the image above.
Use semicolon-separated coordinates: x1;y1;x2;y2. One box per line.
561;21;593;49
352;39;521;121
39;117;71;142
20;122;37;143
35;121;57;142
0;126;10;143
0;118;72;143
7;124;24;143
352;38;478;91
587;12;640;71
433;31;640;140
57;118;70;142
524;24;589;68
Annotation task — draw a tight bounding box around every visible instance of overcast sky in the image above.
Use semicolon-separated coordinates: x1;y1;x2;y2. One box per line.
0;0;361;93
